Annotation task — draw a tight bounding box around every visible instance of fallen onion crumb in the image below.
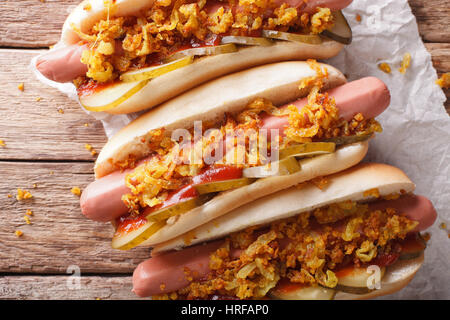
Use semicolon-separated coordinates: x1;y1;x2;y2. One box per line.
71;186;82;197
378;63;391;74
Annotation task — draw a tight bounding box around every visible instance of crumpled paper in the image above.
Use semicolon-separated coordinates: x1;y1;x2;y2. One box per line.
31;0;449;299
327;0;450;300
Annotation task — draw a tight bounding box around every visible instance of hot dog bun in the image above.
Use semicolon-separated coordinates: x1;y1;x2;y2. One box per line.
56;0;345;114
133;163;435;300
153;163;416;253
334;253;424;300
95;61;347;178
141;141;368;247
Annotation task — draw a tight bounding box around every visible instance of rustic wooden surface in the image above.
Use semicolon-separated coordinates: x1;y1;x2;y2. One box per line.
0;0;448;300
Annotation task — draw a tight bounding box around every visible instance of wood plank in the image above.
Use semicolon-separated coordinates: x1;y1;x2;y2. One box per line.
0;49;107;161
425;43;450;113
0;275;143;300
0;43;448;162
0;161;150;274
0;0;79;48
0;0;448;48
409;0;450;43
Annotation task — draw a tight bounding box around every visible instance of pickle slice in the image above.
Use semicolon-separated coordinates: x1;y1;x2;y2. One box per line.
111;220;166;250
221;36;273;46
147;196;211;222
335;267;386;294
120;56;194;82
271;285;336;300
324;133;372;147
262;30;323;45
399;234;426;260
80;79;150;112
165;44;238;62
322;10;352;45
279;142;336;159
243;156;301;178
194;178;254;195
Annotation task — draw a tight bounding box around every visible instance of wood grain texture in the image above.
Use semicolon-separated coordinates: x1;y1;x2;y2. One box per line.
0;0;448;300
424;43;450;112
0;0;79;48
409;0;450;43
0;161;150;274
0;275;143;300
0;0;448;48
0;49;107;161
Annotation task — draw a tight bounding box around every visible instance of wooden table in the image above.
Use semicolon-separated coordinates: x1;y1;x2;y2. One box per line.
0;0;448;300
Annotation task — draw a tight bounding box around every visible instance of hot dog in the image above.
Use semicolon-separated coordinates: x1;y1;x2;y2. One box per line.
132;163;437;300
80;61;389;252
80;76;389;222
34;0;353;114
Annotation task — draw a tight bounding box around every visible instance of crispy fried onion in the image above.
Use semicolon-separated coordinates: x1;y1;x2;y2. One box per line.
169;203;418;299
73;1;334;83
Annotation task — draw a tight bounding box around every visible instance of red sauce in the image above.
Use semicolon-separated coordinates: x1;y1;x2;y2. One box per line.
400;233;426;254
77;80;118;97
115;165;242;235
273;278;307;293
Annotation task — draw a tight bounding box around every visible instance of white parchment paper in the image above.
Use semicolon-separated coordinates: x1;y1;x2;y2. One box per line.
326;0;450;300
31;0;450;299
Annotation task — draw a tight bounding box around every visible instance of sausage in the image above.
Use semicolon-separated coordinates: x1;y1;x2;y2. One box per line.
260;77;390;134
80;170;130;222
132;194;436;297
368;194;437;232
132;240;225;297
80;156;153;222
36;44;88;83
302;0;353;13
80;78;390;222
36;0;352;83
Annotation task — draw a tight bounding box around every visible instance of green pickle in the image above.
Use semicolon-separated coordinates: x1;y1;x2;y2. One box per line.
194;178;255;195
146;196;210;222
322;10;353;45
221;36;273;46
112;220;166;250
262;30;323;45
243;156;301;178
279;142;336;159
165;43;237;62
324;133;372;147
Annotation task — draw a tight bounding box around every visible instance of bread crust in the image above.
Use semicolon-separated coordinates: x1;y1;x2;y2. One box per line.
59;0;344;115
95;61;346;178
153;162;415;252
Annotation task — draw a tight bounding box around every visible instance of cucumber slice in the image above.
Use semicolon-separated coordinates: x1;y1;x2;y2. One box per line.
165;44;237;62
221;36;274;46
111;220;166;250
400;234;426;260
335;266;386;294
322;10;352;45
242;156;301;178
146;197;202;222
271;285;335;300
323;133;372;147
120;56;194;82
262;30;323;45
279;142;335;159
80;79;150;112
194;178;254;194
112;195;212;250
